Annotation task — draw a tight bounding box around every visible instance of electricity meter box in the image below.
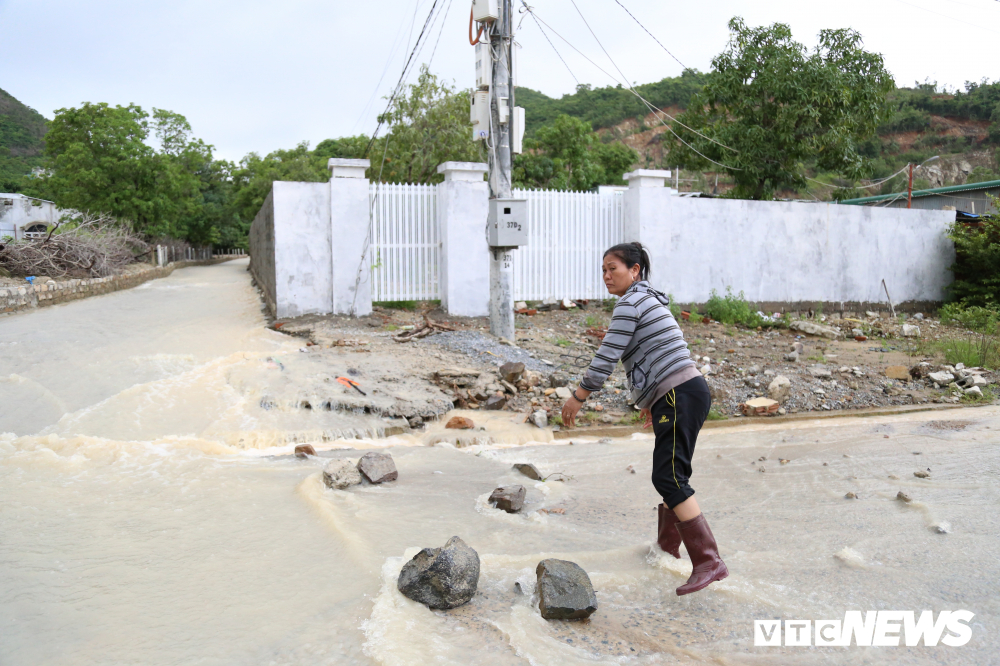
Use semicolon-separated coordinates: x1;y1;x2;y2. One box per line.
488;198;528;247
470;90;490;141
472;0;499;22
474;42;490;90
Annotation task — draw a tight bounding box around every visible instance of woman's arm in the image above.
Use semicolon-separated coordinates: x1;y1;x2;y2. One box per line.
561;301;638;427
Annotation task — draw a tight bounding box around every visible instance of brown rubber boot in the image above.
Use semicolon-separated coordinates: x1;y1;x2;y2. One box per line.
656;503;681;558
675;513;728;596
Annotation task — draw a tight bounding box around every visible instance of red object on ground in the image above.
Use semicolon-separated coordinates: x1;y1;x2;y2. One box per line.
681;311;691;321
515;308;537;315
855;335;868;342
337;376;366;396
585;326;608;340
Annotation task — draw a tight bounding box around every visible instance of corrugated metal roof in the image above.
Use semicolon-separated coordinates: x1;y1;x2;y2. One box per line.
839;179;1000;205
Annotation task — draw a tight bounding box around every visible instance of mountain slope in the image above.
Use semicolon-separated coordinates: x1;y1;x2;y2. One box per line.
0;87;48;192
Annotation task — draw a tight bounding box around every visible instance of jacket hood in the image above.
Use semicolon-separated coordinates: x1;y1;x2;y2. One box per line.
628;280;671;308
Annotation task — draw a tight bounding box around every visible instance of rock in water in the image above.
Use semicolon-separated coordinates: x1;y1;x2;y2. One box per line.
397;536;480;609
357;452;398;483
536;559;598;620
500;361;525;384
531;410;548;428
446;416;475;429
294;444;316;458
488;485;526;512
513;463;542;480
323;459;363;489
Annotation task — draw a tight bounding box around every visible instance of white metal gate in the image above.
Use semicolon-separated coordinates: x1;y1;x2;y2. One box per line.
369;183;440;301
512;189;624;301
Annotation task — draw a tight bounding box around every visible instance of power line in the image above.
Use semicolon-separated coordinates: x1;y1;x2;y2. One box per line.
806;163;912;190
426;0;455;70
351;13;414;134
552;0;741;170
364;0;442;157
521;4;578;85
612;0;686;70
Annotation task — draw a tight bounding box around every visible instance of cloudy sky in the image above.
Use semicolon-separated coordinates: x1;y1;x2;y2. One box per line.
2;0;998;161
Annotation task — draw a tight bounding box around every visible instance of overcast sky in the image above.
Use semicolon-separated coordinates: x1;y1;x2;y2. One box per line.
2;0;998;162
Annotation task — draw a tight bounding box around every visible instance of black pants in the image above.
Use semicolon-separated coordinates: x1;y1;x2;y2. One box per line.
650;375;712;509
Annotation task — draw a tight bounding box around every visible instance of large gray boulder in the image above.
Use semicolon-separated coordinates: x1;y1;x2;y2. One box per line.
397;536;480;609
323;459;362;489
536;559;598;620
357;452;398;483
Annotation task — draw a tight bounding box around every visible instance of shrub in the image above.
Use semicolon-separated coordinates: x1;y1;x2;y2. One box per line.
946;198;1000;308
703;287;777;328
938;303;1000;333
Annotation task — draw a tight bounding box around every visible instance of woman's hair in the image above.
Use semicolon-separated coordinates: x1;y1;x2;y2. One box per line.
603;242;651;280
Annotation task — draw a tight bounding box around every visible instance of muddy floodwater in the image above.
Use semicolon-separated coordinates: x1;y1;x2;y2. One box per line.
1;259;997;665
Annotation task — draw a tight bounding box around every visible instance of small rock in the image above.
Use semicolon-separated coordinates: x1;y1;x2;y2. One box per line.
928;371;955;384
489;485;526;513
866;311;879;318
397;536;480;609
965;386;983;397
513;463;542;480
699;364;713;376
407;415;424;428
851;328;864;337
758;466;766;473
446;416;475;429
357;452;398;483
500;361;526;383
808;365;833;378
888;474;899;479
896;491;912;503
559;299;577;310
789;320;842;339
514;301;528;311
485;395;507;410
767;375;792;402
531;410;548;428
549;372;570;388
536;559;598;620
295;444;316;458
779;459;790;464
901;324;920;338
626;465;636;473
845;492;857;499
543;388;556;396
914;313;924;320
784;351;799;363
914;470;930;478
740;397;779;416
554;386;572;400
792;342;805;354
500;379;518;394
323;459;363;489
885;365;910;381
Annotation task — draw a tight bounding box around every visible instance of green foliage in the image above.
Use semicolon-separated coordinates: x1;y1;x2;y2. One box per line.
517;71;709;135
666;293;681;319
961;385;996;403
230;141;328;234
375;300;423;310
706;407;728;421
940;334;1000;370
584;314;601;327
667;18;895;200
0;87;47;193
946;199;1000;307
703;287;775;328
938;303;1000;333
966;166;1000;185
514;114;638;190
375;66;484;184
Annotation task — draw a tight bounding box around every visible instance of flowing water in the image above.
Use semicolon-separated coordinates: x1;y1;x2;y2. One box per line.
1;260;997;665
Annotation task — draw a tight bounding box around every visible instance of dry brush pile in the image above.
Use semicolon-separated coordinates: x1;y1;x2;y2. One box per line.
0;214;149;278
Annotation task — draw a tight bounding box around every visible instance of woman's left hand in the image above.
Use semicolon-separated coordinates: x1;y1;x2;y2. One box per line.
561;396;582;428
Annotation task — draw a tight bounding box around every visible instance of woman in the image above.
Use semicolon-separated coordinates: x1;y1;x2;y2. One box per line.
561;242;727;596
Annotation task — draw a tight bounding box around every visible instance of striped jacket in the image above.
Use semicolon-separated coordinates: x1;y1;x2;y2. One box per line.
580;281;695;409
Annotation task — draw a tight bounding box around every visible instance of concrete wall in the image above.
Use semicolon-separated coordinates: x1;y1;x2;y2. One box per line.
273;181;331;319
0;194;59;240
438;162;490;316
624;183;955;306
249;189;277;315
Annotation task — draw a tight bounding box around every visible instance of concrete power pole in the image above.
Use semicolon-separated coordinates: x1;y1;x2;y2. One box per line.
488;0;515;341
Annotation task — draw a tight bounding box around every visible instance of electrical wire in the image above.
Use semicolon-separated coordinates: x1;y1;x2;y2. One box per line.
612;0;686;70
806;163;912;190
363;0;442;157
351;13;413;134
520;3;578;85
539;1;741;170
469;5;484;45
427;0;455;67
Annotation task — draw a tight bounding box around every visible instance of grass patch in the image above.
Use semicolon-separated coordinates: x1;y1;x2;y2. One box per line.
584;411;601;423
938;303;1000;334
706;407;728;421
384;324;398;332
549;337;573;348
550;414;564;426
702;287;782;328
584;314;602;327
620;410;645;425
806;354;826;363
939;334;1000;369
602;298;618;312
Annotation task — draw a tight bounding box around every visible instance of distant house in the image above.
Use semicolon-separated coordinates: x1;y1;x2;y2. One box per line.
0;193;60;240
839;179;1000;215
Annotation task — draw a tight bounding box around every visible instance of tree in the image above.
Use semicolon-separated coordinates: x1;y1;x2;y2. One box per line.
375;66;484;184
513;114;638;190
667;18;895;200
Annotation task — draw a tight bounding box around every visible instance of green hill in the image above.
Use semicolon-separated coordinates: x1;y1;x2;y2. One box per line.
0;87;48;192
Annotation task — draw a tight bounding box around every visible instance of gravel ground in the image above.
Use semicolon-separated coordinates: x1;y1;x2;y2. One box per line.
426;330;555;374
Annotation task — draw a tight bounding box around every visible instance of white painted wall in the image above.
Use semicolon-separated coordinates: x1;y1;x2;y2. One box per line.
273;181;331;318
624;177;955;305
438;162;489;316
0;194;59;240
329;160;372;316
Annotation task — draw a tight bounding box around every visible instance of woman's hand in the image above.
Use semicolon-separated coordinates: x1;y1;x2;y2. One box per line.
560;387;591;428
641;408;652;429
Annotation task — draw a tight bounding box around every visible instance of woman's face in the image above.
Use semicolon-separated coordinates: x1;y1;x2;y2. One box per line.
602;253;640;296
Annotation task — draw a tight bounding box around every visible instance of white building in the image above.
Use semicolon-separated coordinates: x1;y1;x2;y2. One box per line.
0;193;60;240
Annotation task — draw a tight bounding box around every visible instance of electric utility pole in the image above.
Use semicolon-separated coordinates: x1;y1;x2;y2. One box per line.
488;0;515;341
